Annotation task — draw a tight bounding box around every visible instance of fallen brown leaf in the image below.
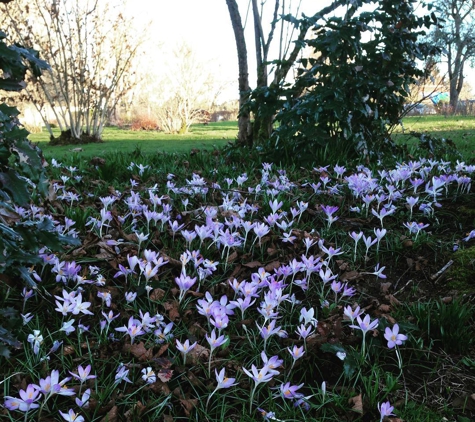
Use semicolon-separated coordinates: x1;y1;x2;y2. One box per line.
123;342;153;361
157;369;173;383
153;344;169;359
187;343;209;365
264;261;280;272
149;288;165;301
179;398;198;416
63;345;76;356
243;261;263;268
337;260;350;271
348;393;363;413
340;270;361;281
163;301;180;321
153;357;173;368
227;251;238;262
124;401;146;421
384;314;397;324
100;405;118;422
149;380;171;395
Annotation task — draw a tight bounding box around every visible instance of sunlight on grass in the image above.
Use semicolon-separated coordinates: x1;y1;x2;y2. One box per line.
393;115;475;159
29;122;238;159
29;117;475;161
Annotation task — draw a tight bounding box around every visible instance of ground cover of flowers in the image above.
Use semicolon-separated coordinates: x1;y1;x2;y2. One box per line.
1;151;475;422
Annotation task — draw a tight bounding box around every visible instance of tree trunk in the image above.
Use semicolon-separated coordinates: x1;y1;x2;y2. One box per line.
449;78;460;112
225;0;252;147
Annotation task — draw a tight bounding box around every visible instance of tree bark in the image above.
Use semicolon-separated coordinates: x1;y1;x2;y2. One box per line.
225;0;252;147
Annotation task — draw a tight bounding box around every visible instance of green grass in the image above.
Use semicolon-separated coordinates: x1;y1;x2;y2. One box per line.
393;115;475;159
29;121;238;160
29;116;475;162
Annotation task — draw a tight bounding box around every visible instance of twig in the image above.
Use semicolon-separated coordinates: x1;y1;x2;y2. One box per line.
430;260;454;281
394;279;413;296
393;265;412;290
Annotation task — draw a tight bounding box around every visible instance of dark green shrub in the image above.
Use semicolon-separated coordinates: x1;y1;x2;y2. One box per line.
0;24;79;357
247;0;439;164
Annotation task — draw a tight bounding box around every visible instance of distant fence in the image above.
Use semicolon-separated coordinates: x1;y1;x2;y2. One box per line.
405;100;475;116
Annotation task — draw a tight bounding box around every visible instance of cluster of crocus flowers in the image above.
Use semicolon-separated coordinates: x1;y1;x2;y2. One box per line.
11;156;472;422
4;384;42;413
4;368;91;420
243;351;283;412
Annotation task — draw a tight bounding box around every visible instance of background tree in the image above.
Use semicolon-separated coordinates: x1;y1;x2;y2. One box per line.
429;0;475;112
131;43;227;134
403;57;448;115
0;0;144;144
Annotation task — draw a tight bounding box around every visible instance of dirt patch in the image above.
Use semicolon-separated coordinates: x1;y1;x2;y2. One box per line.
49;129;103;145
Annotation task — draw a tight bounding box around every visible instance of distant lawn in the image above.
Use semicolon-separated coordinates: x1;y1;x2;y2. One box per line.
393;115;475;159
29;121;238;160
30;116;475;161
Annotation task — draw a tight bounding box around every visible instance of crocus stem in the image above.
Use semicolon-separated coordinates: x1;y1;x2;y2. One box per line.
395;346;403;374
208;349;214;376
361;334;366;361
37;394;51;421
249;384;258;413
289;360;296;375
206;388;217;409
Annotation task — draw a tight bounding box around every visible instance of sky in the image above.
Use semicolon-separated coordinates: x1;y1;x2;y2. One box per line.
129;0;474;103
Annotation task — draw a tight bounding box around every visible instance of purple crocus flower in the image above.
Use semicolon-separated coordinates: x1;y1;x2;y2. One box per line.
4;384;42;412
115;316;145;344
176;339;197;365
35;370;75;397
378;401;395;421
350;314;379;334
175;273;197;303
69;365;96;383
206;329;227;352
242;364;274;386
321;204;339;228
279;381;304;399
350;314;379;357
384;324;407;349
215;368;238;389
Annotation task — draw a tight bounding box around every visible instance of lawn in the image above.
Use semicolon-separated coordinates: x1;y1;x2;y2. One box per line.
29;116;475;162
393;115;475;159
29;121;238;160
1;116;474;422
